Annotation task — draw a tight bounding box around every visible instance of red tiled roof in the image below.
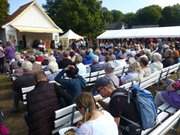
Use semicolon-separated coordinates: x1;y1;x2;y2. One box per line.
5;1;33;25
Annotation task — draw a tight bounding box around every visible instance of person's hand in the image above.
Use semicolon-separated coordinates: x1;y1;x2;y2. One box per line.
94;95;103;101
76;120;83;128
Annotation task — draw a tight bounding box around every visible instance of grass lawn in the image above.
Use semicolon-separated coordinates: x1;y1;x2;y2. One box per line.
0;74;28;135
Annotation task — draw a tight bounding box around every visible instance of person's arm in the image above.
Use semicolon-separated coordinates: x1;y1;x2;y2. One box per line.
114;117;120;126
76;123;92;135
109;96;125;127
55;69;66;82
97;100;109;111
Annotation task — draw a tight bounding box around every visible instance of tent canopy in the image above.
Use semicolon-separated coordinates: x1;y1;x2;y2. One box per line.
97;26;180;39
59;29;84;40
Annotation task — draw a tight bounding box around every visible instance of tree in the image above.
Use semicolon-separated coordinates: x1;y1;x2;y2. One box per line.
123;13;136;28
101;7;113;26
159;4;180;26
135;5;162;25
0;0;9;26
111;10;124;22
44;0;105;38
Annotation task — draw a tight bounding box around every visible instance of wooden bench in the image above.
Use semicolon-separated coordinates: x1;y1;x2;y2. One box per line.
141;104;180;135
85;65;128;86
52;97;180;135
21;85;35;104
52;63;180;134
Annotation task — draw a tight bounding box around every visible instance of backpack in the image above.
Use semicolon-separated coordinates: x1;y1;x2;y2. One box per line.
111;89;142;135
112;85;157;130
131;85;157;129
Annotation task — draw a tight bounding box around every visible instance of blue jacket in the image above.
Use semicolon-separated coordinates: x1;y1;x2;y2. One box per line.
55;70;86;101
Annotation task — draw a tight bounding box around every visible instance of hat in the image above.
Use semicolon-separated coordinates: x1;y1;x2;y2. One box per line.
95;77;112;88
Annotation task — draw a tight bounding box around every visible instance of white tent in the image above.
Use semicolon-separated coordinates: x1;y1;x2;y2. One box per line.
97;26;180;39
59;29;84;48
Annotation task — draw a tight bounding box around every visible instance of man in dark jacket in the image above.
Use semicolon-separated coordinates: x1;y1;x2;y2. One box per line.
12;61;36;112
55;64;86;103
26;71;62;135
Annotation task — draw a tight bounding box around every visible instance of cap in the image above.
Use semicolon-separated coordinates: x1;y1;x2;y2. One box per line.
95;77;112;88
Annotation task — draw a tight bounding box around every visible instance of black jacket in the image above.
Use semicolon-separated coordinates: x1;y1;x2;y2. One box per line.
26;82;61;135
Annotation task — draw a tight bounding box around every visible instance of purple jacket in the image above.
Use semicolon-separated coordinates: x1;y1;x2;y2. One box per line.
161;90;180;109
5;46;15;61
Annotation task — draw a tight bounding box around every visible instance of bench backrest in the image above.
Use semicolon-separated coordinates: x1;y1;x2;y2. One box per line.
52;104;82;134
168;63;180;74
52;63;180;135
22;85;35;104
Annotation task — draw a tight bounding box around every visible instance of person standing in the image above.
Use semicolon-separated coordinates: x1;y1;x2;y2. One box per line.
4;41;16;62
0;41;5;73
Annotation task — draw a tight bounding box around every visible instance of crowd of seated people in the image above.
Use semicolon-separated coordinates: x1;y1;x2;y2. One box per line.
0;38;179;135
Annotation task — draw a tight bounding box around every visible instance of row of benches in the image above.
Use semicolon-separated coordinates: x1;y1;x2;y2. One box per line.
52;63;180;135
21;62;180;106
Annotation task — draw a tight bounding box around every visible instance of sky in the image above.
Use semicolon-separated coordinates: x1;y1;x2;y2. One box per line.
9;0;180;14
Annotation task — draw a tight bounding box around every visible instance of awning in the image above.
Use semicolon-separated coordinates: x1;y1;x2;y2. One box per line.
97;26;180;39
59;29;84;40
12;25;63;33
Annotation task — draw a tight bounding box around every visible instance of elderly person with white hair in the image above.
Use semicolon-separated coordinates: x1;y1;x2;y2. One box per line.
90;55;105;72
105;62;119;88
138;55;151;77
150;52;163;73
12;60;36;112
47;61;60;81
121;61;143;84
75;55;87;77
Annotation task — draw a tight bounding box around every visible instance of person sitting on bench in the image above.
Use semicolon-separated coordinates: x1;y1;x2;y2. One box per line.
95;77;141;135
55;64;86;103
75;92;118;135
155;79;180;109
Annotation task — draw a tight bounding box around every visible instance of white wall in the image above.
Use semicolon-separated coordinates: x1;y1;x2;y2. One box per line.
5;26;17;45
12;5;55;29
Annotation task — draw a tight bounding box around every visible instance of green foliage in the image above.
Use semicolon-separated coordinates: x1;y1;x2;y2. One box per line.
159;4;180;26
0;0;9;26
101;7;113;26
123;13;136;27
44;0;105;38
135;5;162;25
111;10;124;22
44;0;180;35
